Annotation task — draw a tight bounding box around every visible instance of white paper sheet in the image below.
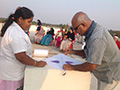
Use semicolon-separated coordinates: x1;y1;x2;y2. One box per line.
45;54;82;70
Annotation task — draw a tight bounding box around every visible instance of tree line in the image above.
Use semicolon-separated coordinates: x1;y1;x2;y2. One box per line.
0;18;68;29
0;18;120;37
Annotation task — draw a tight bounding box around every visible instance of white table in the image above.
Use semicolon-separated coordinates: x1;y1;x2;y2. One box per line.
24;59;91;90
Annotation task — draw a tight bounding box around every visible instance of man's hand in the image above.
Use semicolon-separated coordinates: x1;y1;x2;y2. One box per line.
63;64;74;70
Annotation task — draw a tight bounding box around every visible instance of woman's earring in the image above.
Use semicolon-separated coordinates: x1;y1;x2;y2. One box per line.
19;22;21;25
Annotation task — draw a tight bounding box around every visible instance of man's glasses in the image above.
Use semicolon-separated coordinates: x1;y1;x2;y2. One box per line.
74;23;81;31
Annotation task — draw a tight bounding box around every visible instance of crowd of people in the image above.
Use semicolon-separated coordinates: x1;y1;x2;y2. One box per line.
34;23;84;52
33;20;120;54
0;6;120;90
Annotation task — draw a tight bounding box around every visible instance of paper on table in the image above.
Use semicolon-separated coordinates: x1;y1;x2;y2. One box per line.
33;49;48;57
45;54;82;70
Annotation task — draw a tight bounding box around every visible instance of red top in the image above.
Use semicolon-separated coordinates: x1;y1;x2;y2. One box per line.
116;40;120;50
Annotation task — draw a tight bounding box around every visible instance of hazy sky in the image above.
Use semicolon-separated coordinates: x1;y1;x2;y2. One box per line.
0;0;120;30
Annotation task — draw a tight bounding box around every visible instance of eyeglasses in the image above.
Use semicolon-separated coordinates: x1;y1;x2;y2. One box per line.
74;23;81;31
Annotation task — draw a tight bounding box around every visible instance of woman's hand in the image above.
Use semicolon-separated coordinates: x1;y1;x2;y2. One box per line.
36;61;47;67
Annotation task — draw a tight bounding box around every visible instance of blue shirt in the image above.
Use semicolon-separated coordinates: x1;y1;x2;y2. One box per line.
85;21;96;41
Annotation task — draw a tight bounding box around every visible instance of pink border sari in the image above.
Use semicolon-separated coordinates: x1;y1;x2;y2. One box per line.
0;78;24;90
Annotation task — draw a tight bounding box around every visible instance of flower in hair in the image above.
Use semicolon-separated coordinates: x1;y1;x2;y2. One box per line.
12;17;14;20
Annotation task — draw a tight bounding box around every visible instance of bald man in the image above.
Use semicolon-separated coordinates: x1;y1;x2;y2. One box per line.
63;12;120;90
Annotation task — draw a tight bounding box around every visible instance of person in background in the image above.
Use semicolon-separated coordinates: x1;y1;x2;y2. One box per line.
73;29;78;42
53;27;64;47
63;11;120;90
40;27;54;45
34;27;45;44
78;34;84;44
65;24;70;33
0;7;46;90
60;27;75;52
36;19;42;32
113;34;120;50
